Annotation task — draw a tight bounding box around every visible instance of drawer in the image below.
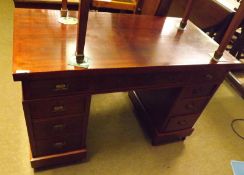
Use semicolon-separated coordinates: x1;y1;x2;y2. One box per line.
26;95;88;119
91;71;189;92
169;98;209;116
164;115;198;132
33;116;83;140
181;85;217;98
23;78;89;99
190;69;226;83
34;134;83;157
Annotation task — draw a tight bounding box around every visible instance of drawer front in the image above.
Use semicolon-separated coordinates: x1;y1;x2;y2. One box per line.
164;115;198;132
23;78;89;99
181;85;217;98
34;134;83;157
169;98;209;116
27;95;88;119
90;71;189;92
190;69;226;84
33;116;83;140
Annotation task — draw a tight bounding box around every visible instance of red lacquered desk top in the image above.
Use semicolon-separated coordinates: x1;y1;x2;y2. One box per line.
12;8;242;80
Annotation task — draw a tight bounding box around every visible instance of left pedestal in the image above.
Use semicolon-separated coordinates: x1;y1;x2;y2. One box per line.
21;78;91;168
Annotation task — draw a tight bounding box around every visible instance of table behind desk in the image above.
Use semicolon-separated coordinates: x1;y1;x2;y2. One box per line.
142;0;235;29
12;9;243;168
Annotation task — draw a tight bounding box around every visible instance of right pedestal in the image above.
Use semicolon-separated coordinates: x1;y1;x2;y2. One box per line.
128;84;219;145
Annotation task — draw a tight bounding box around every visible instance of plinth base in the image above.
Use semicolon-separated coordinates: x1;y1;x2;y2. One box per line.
226;71;244;99
31;149;87;169
128;91;193;145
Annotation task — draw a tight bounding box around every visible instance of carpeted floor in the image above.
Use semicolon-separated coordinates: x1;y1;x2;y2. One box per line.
0;0;244;174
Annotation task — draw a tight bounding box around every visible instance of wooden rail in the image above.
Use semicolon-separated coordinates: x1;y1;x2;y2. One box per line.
213;1;244;61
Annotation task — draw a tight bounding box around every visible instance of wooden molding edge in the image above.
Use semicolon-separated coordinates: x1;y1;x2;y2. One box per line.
31;149;87;169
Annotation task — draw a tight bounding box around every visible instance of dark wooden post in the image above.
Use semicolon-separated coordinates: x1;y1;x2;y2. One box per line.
61;0;68;17
135;0;145;14
76;0;90;64
213;1;244;61
155;0;173;17
179;0;194;29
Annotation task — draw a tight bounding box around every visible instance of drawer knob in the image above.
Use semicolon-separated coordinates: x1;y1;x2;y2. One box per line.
53;124;66;131
53;83;68;91
205;74;213;80
53;105;65;112
53;142;66;149
177;120;187;125
192;89;200;95
186;103;194;110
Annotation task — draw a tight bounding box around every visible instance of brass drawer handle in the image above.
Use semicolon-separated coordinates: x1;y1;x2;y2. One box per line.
53;142;66;149
52;105;65;112
53;83;69;91
53;124;66;131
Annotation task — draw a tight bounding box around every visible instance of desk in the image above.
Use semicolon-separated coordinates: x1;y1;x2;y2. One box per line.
12;8;243;168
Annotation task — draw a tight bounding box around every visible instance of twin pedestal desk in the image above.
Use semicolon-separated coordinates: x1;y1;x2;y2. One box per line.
12;9;243;168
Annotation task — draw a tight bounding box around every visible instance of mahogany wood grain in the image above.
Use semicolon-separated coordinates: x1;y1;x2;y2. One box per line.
26;95;87;118
32;116;84;140
35;133;83;156
13;9;242;81
12;8;244;168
